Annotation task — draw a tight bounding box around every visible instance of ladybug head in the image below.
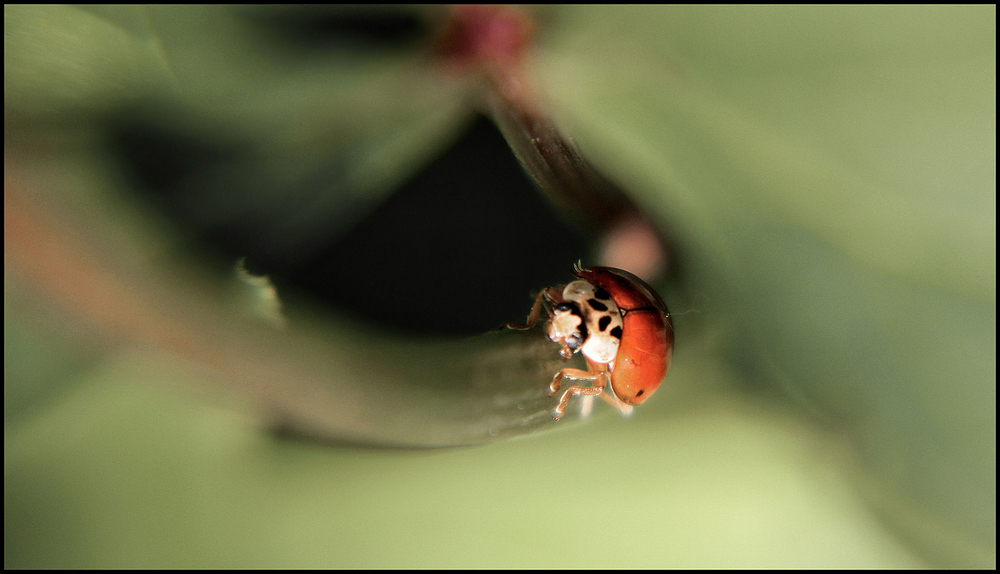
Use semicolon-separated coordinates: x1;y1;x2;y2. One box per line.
545;302;587;359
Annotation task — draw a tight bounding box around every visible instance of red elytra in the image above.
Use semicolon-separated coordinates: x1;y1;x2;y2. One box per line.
508;265;673;419
575;267;673;406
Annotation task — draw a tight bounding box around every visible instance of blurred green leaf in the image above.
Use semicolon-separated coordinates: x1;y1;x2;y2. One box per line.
538;5;994;565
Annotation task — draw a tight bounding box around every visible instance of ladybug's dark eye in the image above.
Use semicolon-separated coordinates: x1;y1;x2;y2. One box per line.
554;303;574;312
566;333;584;349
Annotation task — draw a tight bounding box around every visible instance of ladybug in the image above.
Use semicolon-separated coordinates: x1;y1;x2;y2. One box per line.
508;265;674;419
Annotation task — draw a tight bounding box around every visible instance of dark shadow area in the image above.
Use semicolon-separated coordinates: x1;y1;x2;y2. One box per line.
112;113;590;336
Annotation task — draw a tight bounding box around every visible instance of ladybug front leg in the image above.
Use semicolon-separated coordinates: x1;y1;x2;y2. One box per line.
548;368;607;420
505;287;562;330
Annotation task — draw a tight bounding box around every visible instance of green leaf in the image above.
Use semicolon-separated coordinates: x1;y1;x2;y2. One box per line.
539;5;995;566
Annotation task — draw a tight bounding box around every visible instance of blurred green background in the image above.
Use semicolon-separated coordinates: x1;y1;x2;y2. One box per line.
5;5;994;567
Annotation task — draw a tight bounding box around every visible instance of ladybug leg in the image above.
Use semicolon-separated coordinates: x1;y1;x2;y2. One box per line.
505;287;562;330
547;368;599;395
548;368;607;420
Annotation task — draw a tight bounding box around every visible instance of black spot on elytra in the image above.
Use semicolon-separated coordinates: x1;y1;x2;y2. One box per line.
598;316;611;332
635;389;644;397
594;287;611;300
588;298;608;312
610;326;623;339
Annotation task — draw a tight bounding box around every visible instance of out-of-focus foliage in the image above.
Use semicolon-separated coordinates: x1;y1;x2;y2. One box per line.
5;5;994;568
535;6;994;565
